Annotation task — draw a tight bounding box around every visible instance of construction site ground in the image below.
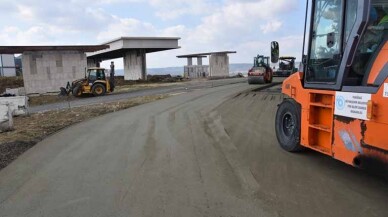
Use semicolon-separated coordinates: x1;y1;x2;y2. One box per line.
28;82;182;106
0;77;386;217
0;78;246;171
0;94;170;170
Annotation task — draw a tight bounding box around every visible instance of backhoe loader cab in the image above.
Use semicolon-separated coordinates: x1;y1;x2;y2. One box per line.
274;0;388;173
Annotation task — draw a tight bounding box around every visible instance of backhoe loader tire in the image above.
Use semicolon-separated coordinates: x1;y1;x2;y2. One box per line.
72;84;82;97
275;99;304;152
92;83;106;97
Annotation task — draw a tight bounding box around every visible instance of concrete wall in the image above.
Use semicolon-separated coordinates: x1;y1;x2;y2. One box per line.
22;51;87;94
209;54;229;77
124;50;146;80
184;66;209;79
87;59;100;68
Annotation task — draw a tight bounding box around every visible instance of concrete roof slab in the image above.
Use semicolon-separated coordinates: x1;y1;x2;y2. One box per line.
0;45;109;54
87;37;181;60
177;51;237;58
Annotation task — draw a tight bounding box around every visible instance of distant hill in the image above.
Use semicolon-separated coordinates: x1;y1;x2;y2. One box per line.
115;63;253;76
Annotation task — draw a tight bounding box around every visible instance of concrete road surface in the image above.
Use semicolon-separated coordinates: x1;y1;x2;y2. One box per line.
1;79;387;217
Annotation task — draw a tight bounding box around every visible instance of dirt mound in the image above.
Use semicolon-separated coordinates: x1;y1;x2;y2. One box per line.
114;75;182;86
0;76;24;93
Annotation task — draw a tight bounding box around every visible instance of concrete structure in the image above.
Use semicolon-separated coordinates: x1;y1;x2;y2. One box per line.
177;51;236;79
0;54;16;77
87;37;180;80
181;56;209;79
0;37;179;94
0;96;28;132
0;45;108;94
4;87;26;96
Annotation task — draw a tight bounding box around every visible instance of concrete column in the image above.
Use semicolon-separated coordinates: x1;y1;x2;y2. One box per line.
87;59;100;68
184;66;189;78
197;57;203;66
209;54;229;78
187;57;193;66
124;49;147;80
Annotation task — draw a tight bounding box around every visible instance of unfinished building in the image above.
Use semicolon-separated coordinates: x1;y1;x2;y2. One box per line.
0;37;180;94
0;46;108;94
177;51;236;79
87;37;181;80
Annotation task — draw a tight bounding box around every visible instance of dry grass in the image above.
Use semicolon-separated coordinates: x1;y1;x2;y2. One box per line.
0;76;24;93
28;82;182;106
28;95;76;106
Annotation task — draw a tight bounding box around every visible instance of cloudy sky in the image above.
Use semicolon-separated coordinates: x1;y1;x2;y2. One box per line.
0;0;307;69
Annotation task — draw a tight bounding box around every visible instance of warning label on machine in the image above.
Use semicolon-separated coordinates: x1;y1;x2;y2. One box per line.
384;83;388;98
334;92;371;120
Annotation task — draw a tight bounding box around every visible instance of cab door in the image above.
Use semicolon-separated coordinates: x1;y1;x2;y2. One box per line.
300;0;369;155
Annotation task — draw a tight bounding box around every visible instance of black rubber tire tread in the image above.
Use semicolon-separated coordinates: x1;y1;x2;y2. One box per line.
275;99;304;152
92;83;106;96
72;84;82;97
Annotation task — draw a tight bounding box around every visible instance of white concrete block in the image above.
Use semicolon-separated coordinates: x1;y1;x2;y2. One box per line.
5;87;26;96
0;96;28;123
0;104;8;124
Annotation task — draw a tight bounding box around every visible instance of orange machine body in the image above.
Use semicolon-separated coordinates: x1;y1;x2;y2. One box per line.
281;42;388;168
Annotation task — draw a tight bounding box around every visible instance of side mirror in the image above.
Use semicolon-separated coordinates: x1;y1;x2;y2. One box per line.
271;41;279;63
84;68;87;78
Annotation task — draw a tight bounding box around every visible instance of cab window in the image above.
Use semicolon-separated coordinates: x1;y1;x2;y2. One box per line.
306;0;343;83
344;0;358;48
89;70;97;81
345;1;388;86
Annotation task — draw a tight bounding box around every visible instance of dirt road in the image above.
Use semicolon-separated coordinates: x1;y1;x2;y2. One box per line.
28;78;246;113
0;79;387;217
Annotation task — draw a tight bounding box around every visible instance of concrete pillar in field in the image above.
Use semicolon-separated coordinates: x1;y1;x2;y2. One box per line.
187;57;193;66
209;54;229;77
124;50;147;80
184;66;189;78
197;57;203;66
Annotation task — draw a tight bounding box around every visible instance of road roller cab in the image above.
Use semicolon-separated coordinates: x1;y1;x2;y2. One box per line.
248;55;273;84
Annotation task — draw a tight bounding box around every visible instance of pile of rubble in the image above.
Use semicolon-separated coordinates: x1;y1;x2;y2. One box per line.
147;74;183;82
115;75;184;86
